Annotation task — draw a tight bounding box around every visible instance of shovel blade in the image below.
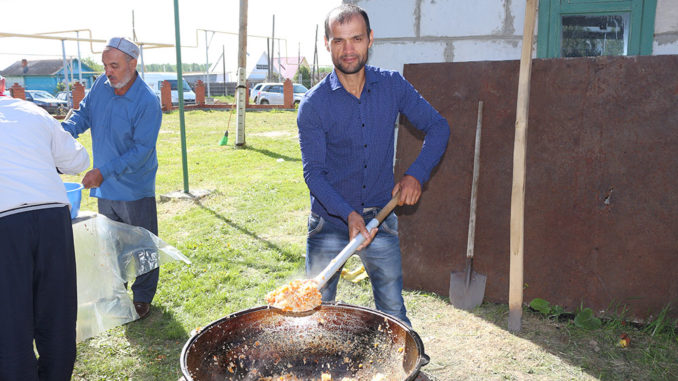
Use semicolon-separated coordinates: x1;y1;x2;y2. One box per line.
449;271;487;311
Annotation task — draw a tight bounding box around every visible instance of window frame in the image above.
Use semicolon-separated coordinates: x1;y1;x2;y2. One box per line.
537;0;657;58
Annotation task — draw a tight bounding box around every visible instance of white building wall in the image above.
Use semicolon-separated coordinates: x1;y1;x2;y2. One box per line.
352;0;678;74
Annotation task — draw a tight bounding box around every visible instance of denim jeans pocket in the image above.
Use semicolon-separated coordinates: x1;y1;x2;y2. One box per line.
379;212;398;236
307;212;325;238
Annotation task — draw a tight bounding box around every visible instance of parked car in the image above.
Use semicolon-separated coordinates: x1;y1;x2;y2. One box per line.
141;73;196;105
256;83;308;105
25;90;68;115
56;91;73;108
249;83;264;103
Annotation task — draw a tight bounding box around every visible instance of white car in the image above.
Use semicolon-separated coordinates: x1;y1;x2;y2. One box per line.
141;72;196;105
256;83;308;106
249;83;264;103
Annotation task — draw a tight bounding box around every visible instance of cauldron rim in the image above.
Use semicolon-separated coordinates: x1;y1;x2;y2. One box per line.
179;302;429;381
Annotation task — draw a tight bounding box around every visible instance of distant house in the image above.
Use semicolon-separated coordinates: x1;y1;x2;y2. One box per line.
0;58;98;94
247;52;309;83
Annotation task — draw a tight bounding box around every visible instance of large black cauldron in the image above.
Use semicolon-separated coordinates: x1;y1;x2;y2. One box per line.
181;303;429;380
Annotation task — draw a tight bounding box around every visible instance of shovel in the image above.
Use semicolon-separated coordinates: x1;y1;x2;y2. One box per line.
267;192;400;312
450;101;487;310
313;192;400;290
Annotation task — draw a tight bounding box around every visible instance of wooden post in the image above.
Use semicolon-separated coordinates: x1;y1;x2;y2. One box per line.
508;0;538;333
235;0;248;146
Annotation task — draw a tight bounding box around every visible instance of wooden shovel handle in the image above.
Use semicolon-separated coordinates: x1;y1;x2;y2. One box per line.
375;190;401;224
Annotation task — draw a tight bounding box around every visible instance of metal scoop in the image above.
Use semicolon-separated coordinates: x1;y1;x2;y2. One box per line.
312;192;400;289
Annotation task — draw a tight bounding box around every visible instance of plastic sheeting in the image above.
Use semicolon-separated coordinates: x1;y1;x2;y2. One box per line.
72;212;190;342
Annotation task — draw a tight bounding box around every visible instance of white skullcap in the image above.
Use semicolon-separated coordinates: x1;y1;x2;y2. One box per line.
106;37;140;59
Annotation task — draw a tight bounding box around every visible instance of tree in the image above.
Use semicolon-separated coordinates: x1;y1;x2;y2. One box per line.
294;65;312;88
81;57;103;73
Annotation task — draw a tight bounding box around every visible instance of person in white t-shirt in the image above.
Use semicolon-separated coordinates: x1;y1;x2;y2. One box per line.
0;96;89;381
0;74;8;97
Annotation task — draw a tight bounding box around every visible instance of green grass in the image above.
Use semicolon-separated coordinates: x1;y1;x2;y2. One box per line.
61;109;678;380
211;95;235;104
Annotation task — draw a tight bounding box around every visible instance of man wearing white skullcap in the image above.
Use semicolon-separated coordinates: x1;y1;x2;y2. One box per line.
62;36;162;320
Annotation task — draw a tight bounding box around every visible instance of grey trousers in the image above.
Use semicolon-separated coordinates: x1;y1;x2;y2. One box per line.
98;197;159;304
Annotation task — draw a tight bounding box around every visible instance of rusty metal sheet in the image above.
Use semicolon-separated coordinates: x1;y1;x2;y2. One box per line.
395;55;678;320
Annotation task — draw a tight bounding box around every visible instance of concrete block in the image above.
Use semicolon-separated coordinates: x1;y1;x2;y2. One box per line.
420;0;505;37
368;41;447;73
653;39;678;55
452;39;523;62
357;0;417;38
655;0;678;34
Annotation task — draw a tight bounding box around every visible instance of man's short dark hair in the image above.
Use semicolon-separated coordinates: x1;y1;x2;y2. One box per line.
324;4;371;40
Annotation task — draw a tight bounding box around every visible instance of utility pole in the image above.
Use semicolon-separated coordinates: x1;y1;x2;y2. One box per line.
312;24;319;86
76;31;82;83
271;15;275;81
139;44;145;80
235;0;248;147
132;10;137;41
60;40;70;90
277;38;281;80
297;42;300;84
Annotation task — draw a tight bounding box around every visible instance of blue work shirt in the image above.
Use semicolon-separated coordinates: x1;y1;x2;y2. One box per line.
62;72;162;201
297;66;450;229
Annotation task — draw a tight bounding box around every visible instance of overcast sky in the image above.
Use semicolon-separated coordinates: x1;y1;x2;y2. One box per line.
0;0;340;75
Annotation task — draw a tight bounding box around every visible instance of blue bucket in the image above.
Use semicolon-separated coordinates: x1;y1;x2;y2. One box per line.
64;182;83;219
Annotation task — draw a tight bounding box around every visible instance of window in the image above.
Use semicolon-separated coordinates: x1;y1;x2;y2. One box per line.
537;0;657;58
293;84;308;94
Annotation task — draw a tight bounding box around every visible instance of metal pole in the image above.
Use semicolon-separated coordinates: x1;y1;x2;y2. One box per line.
173;0;189;193
76;31;82;83
140;45;145;80
266;37;271;81
222;45;227;96
204;30;211;98
61;40;70;91
235;0;248;146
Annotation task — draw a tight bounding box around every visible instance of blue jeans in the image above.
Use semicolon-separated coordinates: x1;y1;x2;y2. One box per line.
306;209;411;326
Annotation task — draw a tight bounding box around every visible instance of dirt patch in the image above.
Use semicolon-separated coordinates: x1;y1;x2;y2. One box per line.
407;297;595;380
403;294;676;380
